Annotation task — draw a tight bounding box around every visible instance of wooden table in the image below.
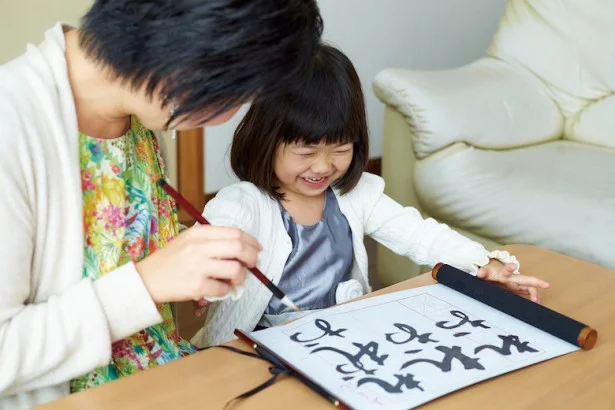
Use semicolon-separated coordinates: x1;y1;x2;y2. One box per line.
37;245;615;409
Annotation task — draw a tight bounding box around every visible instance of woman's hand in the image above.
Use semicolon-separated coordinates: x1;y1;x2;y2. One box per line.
136;225;261;303
476;259;550;303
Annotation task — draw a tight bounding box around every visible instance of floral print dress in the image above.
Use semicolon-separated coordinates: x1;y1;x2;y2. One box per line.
70;117;195;392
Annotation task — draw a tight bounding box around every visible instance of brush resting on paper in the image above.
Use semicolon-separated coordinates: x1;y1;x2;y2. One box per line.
157;179;300;312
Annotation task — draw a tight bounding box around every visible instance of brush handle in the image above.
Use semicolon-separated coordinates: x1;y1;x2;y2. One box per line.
158;179;287;301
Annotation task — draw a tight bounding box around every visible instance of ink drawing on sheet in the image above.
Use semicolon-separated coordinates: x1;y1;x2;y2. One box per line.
248;284;578;410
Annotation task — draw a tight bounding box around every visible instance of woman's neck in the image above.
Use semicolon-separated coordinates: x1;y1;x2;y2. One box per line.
64;28;131;139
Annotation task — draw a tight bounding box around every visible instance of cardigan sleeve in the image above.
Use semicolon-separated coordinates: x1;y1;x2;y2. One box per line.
0;94;162;397
200;183;262;302
191;184;264;345
203;183;260;236
357;173;492;274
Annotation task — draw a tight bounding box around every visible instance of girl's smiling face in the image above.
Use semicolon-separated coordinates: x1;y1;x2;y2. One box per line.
273;141;354;199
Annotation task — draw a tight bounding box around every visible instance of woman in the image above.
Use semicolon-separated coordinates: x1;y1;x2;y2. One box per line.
0;0;322;408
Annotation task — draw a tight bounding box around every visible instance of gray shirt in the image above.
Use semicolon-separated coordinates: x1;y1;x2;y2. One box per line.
262;188;353;323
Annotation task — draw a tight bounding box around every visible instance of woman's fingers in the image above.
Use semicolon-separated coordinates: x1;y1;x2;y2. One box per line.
200;238;259;268
202;259;246;285
191;225;262;251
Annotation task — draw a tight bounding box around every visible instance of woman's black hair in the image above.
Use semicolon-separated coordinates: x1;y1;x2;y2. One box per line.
79;0;323;127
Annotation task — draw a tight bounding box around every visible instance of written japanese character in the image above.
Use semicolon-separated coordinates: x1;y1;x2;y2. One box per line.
312;341;388;375
290;319;346;343
436;310;490;330
401;345;485;372
475;335;539;356
358;373;424;394
385;323;438;345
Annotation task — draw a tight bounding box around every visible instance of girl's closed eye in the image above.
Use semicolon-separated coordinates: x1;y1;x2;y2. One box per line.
291;145;318;158
294;150;315;158
334;144;353;155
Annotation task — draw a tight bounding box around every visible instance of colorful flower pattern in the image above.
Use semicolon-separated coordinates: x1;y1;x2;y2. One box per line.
71;117;195;392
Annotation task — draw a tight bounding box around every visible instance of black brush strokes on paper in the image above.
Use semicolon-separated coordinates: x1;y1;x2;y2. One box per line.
358;373;424;393
436;310;490;330
312;341;388;375
401;345;485;372
475;335;539;356
385;323;439;345
290;319;347;343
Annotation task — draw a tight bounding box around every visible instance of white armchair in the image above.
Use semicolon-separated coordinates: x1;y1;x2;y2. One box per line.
373;0;615;286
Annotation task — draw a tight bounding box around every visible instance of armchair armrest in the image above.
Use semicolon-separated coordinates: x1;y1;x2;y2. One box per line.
373;58;563;158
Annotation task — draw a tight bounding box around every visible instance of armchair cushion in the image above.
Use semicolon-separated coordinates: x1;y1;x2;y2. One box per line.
487;0;615;116
414;140;615;269
373;58;562;159
565;94;615;150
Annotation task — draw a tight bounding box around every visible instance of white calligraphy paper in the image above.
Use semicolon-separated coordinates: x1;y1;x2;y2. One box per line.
248;284;577;410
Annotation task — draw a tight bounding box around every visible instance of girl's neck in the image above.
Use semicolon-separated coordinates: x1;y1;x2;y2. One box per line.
280;189;326;226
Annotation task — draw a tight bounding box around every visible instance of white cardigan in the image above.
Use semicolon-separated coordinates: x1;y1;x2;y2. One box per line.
191;173;518;348
0;24;163;409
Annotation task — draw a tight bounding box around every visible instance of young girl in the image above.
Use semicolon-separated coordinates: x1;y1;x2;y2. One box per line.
191;45;549;348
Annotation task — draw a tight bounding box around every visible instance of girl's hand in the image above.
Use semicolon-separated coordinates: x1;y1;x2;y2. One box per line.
136;224;261;303
193;298;209;317
476;259;550;303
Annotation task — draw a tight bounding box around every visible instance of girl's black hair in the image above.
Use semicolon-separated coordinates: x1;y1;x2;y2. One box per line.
231;44;369;198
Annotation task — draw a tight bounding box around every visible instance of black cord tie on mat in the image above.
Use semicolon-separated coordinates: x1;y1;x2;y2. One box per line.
196;345;292;409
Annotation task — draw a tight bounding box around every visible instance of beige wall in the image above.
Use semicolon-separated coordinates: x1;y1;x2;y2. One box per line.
0;0;92;63
0;0;178;185
205;0;507;193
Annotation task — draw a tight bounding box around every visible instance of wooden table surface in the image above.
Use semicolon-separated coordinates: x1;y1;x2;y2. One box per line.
37;245;615;410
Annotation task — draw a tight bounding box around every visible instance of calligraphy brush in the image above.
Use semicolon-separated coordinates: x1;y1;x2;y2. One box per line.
157;179;301;312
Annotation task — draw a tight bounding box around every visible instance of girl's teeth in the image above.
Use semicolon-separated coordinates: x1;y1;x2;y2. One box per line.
305;177;324;182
